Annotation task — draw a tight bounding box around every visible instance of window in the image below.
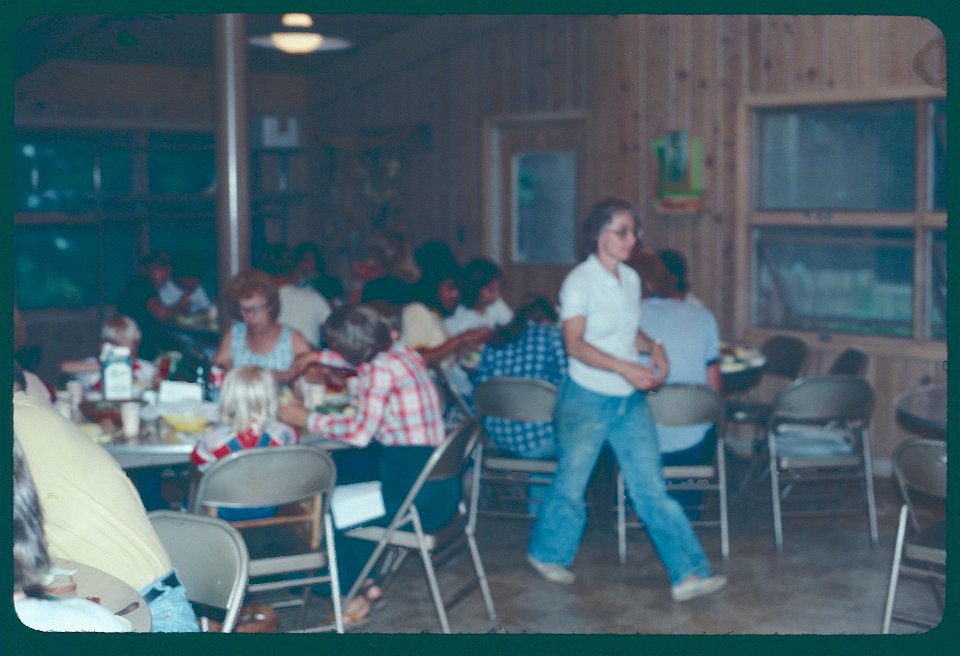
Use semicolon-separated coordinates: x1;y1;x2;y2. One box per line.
753;227;913;338
749;97;946;341
757;102;915;211
512;151;577;265
14;128;217;309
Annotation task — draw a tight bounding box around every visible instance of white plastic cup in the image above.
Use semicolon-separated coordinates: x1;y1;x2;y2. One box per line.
120;401;142;439
66;380;84;406
301;382;326;410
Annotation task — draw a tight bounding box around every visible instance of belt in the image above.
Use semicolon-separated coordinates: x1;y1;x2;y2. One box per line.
142;570;182;604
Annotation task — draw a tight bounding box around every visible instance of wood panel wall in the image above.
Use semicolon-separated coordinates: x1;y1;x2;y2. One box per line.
307;14;946;463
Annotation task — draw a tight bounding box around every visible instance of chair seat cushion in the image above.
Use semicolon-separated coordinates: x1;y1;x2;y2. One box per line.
774;431;853;459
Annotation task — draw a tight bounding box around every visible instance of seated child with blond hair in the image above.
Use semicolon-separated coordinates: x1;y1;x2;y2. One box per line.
60;315;157;395
191;366;299;519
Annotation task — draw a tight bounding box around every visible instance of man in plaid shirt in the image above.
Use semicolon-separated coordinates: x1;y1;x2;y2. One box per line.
472;296;568;458
279;305;456;627
290;340;445;448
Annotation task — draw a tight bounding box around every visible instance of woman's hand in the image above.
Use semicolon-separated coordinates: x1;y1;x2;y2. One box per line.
279;400;310;428
649;341;669;383
618;362;663;391
292;351;319;375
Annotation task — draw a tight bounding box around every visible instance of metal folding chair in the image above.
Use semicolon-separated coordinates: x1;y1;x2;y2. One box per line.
473;377;558;519
827;346;870;377
764;375;878;551
342;417;497;633
191;445;344;632
617;384;729;562
148;510;249;632
882;438;946;633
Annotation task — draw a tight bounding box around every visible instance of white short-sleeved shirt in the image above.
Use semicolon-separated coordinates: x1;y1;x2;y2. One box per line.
158;280;212;315
443;297;514;336
559;254;641;397
278;284;331;347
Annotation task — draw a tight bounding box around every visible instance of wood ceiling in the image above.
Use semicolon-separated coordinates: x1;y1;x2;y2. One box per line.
15;13;426;79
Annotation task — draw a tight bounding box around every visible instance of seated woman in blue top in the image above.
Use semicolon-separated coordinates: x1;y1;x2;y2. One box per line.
213;269;312;384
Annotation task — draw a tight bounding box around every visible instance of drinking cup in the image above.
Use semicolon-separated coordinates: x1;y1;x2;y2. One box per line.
120;401;142;439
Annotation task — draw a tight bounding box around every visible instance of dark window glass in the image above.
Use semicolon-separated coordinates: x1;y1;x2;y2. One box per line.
15;226;99;309
928;100;947;212
927;230;947;340
757;102;916;211
147;132;215;195
752;226;914;338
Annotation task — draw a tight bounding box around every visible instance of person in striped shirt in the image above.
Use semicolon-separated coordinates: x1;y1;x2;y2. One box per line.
280;304;458;628
191;366;298;519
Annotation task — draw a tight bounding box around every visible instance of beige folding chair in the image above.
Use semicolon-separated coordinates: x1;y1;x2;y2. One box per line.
191;445;343;632
882;438;946;633
726;335;810;496
473;377;558;519
342;417;497;633
148;510;249;632
617;384;729;563
764;375;878;551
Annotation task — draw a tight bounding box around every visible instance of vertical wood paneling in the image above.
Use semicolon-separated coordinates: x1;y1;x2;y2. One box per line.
302;14;942;460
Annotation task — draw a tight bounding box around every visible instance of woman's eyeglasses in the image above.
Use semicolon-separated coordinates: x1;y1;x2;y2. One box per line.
603;226;643;240
239;303;270;316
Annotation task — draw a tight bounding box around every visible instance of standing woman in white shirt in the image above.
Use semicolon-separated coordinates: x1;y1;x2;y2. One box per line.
526;198;727;603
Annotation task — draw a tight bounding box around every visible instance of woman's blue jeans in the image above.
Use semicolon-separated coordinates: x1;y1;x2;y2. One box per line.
528;377;712;585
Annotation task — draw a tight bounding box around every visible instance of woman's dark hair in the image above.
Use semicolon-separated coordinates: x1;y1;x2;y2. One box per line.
657;248;689;295
323;305;393;366
414;261;461;313
414;240;459;279
582;198;642;256
13;360;27;392
292;241;327;274
257;243;295;277
459;257;502;309
13;436;51;595
488;295;558;347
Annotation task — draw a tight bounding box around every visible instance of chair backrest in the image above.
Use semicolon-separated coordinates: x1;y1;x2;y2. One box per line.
760;335;809;379
474;377;557;422
769;375;874;426
647;384;725;431
430;363;474;417
193;445;337;510
893;438;947;501
149;510;249;632
827;347;870;377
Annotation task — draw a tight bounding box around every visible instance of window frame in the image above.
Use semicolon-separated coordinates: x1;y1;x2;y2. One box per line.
13;127;218;310
735;87;947;356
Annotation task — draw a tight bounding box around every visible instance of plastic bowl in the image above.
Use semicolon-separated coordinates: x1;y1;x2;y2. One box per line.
162;414;211;433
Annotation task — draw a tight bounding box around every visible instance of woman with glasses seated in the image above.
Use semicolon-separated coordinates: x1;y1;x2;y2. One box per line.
213;269;312;384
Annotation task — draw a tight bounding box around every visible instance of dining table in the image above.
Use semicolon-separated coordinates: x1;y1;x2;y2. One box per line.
895;384;947;439
50;558;152;632
719;345;767;396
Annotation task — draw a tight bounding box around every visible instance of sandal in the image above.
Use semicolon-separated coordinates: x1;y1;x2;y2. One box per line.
328;595;371;631
361;579;384;609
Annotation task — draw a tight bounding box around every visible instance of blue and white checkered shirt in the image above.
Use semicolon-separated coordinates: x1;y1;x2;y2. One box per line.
471;321;567;457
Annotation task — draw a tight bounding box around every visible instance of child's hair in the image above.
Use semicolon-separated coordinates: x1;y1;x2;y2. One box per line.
323;305;393;366
218;366;278;433
101;315;142;346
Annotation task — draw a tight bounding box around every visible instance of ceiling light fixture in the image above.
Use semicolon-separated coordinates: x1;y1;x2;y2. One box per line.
249;13;351;55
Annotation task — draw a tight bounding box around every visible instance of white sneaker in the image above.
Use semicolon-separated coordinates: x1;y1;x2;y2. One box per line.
670;574;727;602
527;555;575;584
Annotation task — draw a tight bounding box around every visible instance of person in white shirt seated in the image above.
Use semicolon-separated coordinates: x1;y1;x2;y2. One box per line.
158;249;213;317
258;244;332;348
443;257;514;336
